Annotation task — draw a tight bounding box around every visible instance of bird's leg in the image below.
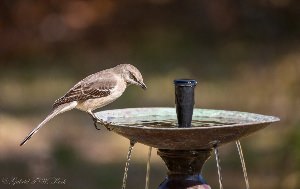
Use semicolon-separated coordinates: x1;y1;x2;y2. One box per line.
88;111;101;130
88;111;113;131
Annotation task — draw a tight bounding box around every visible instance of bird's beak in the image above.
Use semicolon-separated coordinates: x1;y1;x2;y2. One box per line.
138;81;147;90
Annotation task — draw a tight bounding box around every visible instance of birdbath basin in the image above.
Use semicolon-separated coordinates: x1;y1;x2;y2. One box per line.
96;107;279;150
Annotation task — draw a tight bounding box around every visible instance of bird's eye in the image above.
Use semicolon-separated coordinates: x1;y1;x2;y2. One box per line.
129;73;137;81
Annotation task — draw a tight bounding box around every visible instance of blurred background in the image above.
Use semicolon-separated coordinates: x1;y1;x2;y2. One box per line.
0;0;299;188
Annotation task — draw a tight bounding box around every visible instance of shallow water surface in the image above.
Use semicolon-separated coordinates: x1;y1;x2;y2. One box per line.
107;116;238;128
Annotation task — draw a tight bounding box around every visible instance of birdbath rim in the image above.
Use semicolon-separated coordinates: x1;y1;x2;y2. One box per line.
96;107;280;130
95;107;279;150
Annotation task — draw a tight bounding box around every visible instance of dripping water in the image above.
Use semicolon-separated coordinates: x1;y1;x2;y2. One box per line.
121;141;136;189
214;147;223;189
236;140;250;189
145;146;152;189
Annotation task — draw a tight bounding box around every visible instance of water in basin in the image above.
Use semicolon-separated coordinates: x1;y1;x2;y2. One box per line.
107;116;239;128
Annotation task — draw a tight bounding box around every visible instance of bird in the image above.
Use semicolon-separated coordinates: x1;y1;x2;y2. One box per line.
20;64;146;146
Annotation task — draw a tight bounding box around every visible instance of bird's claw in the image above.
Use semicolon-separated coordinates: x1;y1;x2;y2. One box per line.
104;125;114;131
93;118;101;130
93;118;113;131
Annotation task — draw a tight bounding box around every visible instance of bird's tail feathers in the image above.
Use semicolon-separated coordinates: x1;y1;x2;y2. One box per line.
20;102;77;146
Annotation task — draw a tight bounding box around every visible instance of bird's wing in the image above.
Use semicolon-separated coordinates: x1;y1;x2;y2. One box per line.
53;72;118;109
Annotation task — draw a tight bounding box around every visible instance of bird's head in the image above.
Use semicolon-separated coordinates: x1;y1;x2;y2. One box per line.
117;64;147;90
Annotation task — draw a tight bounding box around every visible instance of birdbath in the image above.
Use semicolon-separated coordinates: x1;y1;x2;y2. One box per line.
95;80;279;189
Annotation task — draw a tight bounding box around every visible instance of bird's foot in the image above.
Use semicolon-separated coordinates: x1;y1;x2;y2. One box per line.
104;125;114;131
93;118;101;130
93;118;113;131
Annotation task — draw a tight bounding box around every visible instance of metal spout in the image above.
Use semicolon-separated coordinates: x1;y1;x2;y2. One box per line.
174;79;197;128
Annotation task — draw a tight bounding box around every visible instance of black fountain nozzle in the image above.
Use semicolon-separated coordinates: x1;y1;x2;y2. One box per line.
174;79;197;128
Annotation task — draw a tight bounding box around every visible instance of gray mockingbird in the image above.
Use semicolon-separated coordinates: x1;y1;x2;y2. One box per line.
20;64;146;146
